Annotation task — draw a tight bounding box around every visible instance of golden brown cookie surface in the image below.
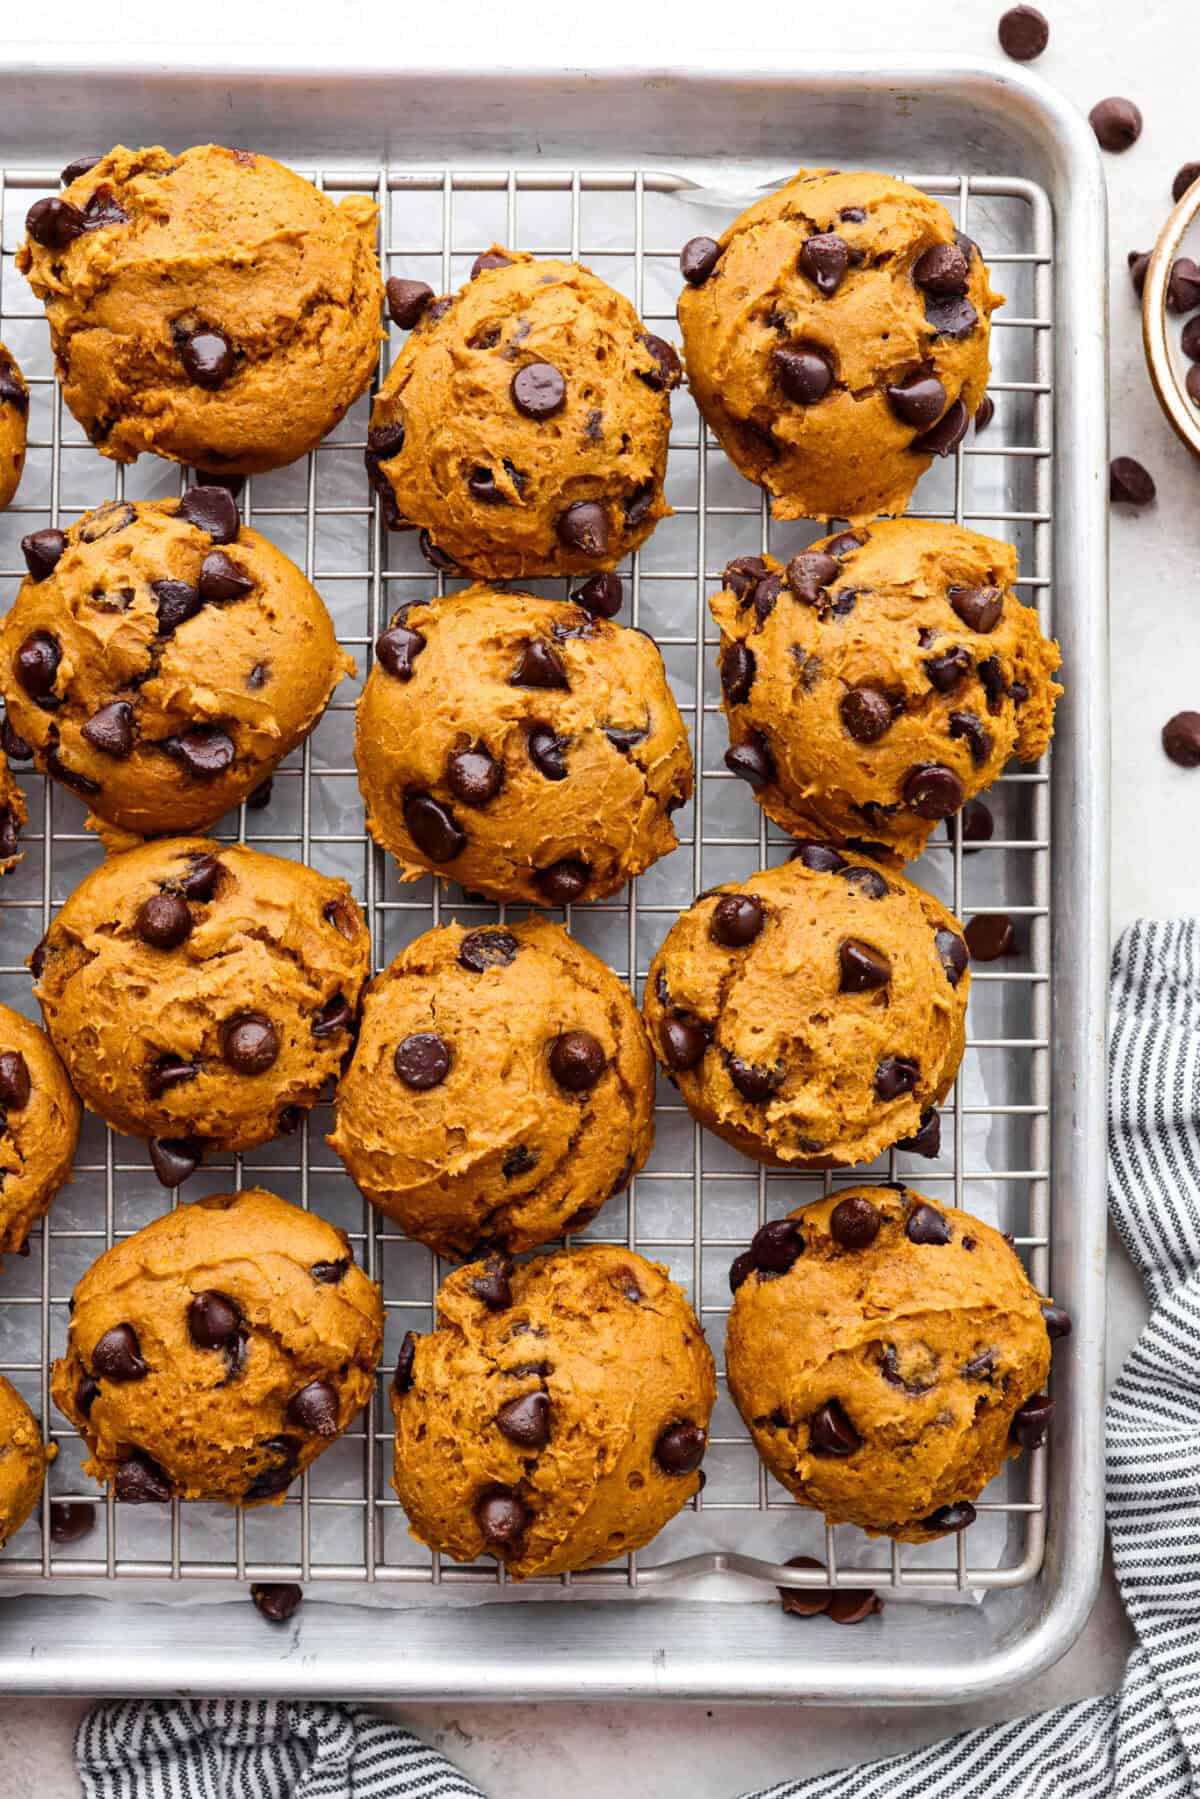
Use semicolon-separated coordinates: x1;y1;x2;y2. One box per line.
0;1374;53;1549
0;759;26;877
16;144;382;474
0;344;28;510
392;1245;715;1578
330;918;655;1258
725;1188;1053;1540
0;1004;80;1262
643;852;968;1169
35;838;369;1154
356;585;692;905
0;494;353;836
713;520;1062;861
678;171;1002;524
50;1187;382;1508
368;249;678;578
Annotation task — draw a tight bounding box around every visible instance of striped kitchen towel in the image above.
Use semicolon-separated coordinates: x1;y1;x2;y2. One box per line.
744;917;1200;1799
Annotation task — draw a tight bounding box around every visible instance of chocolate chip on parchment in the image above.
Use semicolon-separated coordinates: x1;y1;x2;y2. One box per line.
187;1290;241;1350
403;792;465;862
92;1323;147;1382
1109;457;1155;506
885;371;947;430
166;727;235;779
840;686;894;743
710;894;764;947
135;892;192;950
556;501;609;557
49;1501;95;1544
799;232;850;297
535;857;589;904
25;196;85;248
998;4;1049;59
809;1400;861;1457
471;1254;514;1312
394;1032;451;1090
680;235;722;284
724;736;775;789
1089;96;1142;152
393;1332;417;1395
447;745;503;805
222;1013;280;1074
497;1391;551;1448
386;276;434;328
251;1583;303;1624
773;344;834;405
459;928;518;972
148;1137;201;1188
477;1488;529;1550
115;1452;172;1503
906;1202;951;1246
1128;250;1150;297
839;938;891;992
1162;712;1200;767
654;1422;706;1474
14;630;60;701
829;1195;881;1249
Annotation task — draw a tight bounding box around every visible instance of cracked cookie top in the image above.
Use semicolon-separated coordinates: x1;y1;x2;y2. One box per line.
355;584;693;906
0;1002;80;1263
677;169;1002;525
16;143;383;474
725;1187;1053;1541
0;491;354;836
329;918;656;1259
391;1243;715;1577
34;837;369;1153
0;342;28;510
50;1186;382;1508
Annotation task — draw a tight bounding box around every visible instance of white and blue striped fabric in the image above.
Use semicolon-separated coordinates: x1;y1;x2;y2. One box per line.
77;920;1200;1799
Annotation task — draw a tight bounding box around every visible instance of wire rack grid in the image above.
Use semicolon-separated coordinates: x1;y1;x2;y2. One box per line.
0;158;1052;1601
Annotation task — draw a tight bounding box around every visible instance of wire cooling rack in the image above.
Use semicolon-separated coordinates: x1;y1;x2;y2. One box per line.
0;162;1052;1599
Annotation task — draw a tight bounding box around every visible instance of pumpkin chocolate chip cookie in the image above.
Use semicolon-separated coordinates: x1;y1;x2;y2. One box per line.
725;1187;1055;1540
0;1375;54;1549
643;851;968;1169
356;584;693;906
712;520;1062;862
33;838;369;1165
329;917;655;1258
51;1187;382;1507
17;144;383;474
391;1244;715;1577
0;490;353;836
678;170;1002;524
0;1003;81;1262
0;344;28;509
367;248;679;577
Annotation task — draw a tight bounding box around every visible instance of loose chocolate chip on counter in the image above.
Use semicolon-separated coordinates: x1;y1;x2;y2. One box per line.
949;585;1003;632
1168;257;1200;313
20;528;67;584
906;1202;951;1246
60;154;101;184
773;344;834;405
459;928;519;972
1109;457;1155;505
792;842;846;872
187;1289;241;1350
497;1391;552;1448
472;1254;514;1311
477;1488;530;1551
680;235;722;284
572;571;622;618
166;727;236;779
49;1501;95;1544
511;639;569;690
638;334;682;391
903;763;964;819
838;864;888;899
727;1055;782;1102
386;276;434;328
724;736;775;790
0;1052;30;1111
394;1032;452;1090
1089;96;1143;152
935;927;969;988
135;892;193;950
1042;1302;1072;1341
182;854;222;901
710;894;764;947
527;724;568;781
885;371;947;430
511;360;567;419
152;579;202;636
25;196;85;248
777;1555;832;1618
312;994;353;1039
92;1323;147;1382
179;327;235;387
799;233;849;297
115;1452;172;1503
403;792;466;862
965;912;1016;960
810;1400;862;1457
840;686;895;743
1175;161;1200;203
949;710;993;768
556;500;609;557
1011;1392;1055;1450
146;1056;198;1098
393;1331;417;1395
251;1583;303;1624
375;622;426;680
720;642;756;704
535;857;590;904
751;1217;804;1274
1;716;32;762
548;1031;606;1093
287;1380;340;1437
916;399;970;456
830;1195;882;1249
662;1017;707;1072
839;938;891;993
998;4;1049;59
78;700;134;759
875;1056;919;1100
654;1421;706;1475
148;1136;202;1188
222;1013;280;1075
447;745;503;805
14;630;60;701
725;555;769;600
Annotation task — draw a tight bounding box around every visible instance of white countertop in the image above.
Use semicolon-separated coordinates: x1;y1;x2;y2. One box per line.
0;0;1181;1790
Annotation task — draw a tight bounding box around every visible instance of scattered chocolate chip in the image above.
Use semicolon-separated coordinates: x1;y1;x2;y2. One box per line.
287;1380;339;1437
792;842;846;872
1174;162;1200;204
906;1202;951;1246
886;372;947;431
935;927;969;987
0;1052;30;1111
459;928;518;972
472;1255;514;1311
14;630;60;701
60;154;101;184
1168;258;1200;313
92;1323;147;1382
386;277;434;328
724;736;775;789
727;1055;781;1102
535;858;589;904
1188;365;1200;407
777;1555;831;1618
251;1583;303;1624
394;1032;451;1090
146;1055;198;1098
187;1289;241;1350
393;1331;417;1395
838;865;888;899
773;344;834;404
182;854;221;901
830;1195;881;1249
949;710;993;767
548;1030;606;1092
115;1452;172;1504
135;892;192;950
654;1422;706;1475
839;938;891;993
49;1501;95;1544
198;550;254;602
799;232;850;296
638;334;682;392
403;791;465;862
1090;96;1142;152
25;195;85;249
572;571;622;618
556;501;609;557
950;585;1003;633
810;1400;861;1457
720;642;756;704
1128;249;1150;297
477;1488;529;1551
222;1013;280;1075
903;763;964;819
875;1057;919;1100
710;894;764;947
965;912;1016;960
511;639;569;691
312;995;352;1038
148;1137;201;1188
166;727;236;779
840;686;895;743
998;4;1049;59
1183;317;1200;361
680;235;722;284
751;1217;804;1274
497;1391;551;1448
179;327;235;387
913;242;970;295
1110;457;1155;505
916;399;970;456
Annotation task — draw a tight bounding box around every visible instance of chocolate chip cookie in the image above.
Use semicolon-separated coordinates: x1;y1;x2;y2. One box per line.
0;1375;53;1549
725;1187;1054;1540
34;838;369;1158
0;1004;81;1262
391;1244;715;1577
0;759;26;878
643;851;968;1169
0;344;28;509
367;248;679;577
0;491;354;836
329;917;655;1258
17;144;383;473
356;585;692;905
51;1187;382;1507
678;170;1002;524
713;520;1062;861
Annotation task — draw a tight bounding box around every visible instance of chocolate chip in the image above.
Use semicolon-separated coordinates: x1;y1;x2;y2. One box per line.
710;894;764;947
1187;365;1200;407
135;892;192;950
956;797;995;851
470;250;512;279
375;622;426;681
1110;457;1155;506
916;399;970;456
26;196;85;248
403;792;465;862
556;501;609;557
925;291;980;338
418;531;461;573
1089;96;1142;152
1168;258;1200;313
1042;1303;1072;1341
752;572;783;624
875;1056;919;1100
180;854;221;902
638;333;682;393
535;857;589;904
724;736;775;789
773;344;834;404
20;528;66;587
828;1589;881;1625
222;1013;279;1075
838;938;890;992
1183;316;1200;361
44;741;99;795
725;555;769;600
389;1031;452;1093
1174;162;1200;204
729;1249;757;1292
548;1030;605;1091
366;420;405;462
76;1374;99;1417
1;716;32;762
974;394;995;436
838;865;888;899
393;1331;417;1395
965;912;1017;961
310;1256;350;1287
777;1555;831;1618
0;360;25;414
152;579;202;635
572;572;622;618
935;927;969;987
949;585;1003;633
78;186;126;230
792;842;845;872
948;710;993;768
829;1195;881;1249
922;1501;977;1534
727;1055;781;1102
1128;250;1150;297
497;1391;551;1448
251;1583;302;1624
998;3;1049;58
511;640;569;691
799;233;849;297
166;727;235;779
386;277;434;328
720;642;756;704
244;1438;300;1502
0;1052;30;1112
198;550;254;603
283;1380;338;1437
977;656;1007;714
459;928;518;972
60;154;101;184
527;724;568;781
92;1323;147;1382
827;531;866;559
906;1202;951;1246
624;481;657;527
654;1422;706;1474
471;1255;514;1311
840;687;894;743
913;242;970;295
659;1011;707;1073
1010;1392;1055;1450
446;745;503;805
903;763;964;820
187;1289;240;1350
680;235;721;284
477;1488;529;1551
14;631;60;701
810;1400;861;1457
146;1056;198;1097
148;1137;201;1187
751;1217;803;1273
509;360;567;420
312;994;352;1038
77;700;134;760
115;1452;172;1503
49;1501;95;1544
178;327;235;388
886;372;947;430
